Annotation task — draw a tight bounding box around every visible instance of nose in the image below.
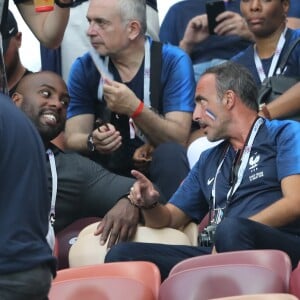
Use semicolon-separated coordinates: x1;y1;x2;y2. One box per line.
249;0;261;11
49;96;63;110
193;103;205;123
87;21;98;36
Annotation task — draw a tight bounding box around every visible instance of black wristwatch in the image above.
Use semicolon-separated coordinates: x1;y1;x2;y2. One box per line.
87;133;95;152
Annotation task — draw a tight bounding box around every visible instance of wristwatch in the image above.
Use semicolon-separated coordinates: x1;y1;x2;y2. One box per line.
87;133;95;152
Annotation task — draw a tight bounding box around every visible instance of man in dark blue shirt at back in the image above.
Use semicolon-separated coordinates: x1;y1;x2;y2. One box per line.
0;94;56;299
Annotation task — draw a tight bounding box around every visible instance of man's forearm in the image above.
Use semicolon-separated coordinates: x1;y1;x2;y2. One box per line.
132;107;191;146
64;132;89;152
249;198;300;228
265;83;300;120
18;0;70;48
141;204;172;228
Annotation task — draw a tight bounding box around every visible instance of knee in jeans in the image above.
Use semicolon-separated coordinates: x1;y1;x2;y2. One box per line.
214;217;245;251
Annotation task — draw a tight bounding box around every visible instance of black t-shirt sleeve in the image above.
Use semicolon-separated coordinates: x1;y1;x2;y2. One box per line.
73;153;135;216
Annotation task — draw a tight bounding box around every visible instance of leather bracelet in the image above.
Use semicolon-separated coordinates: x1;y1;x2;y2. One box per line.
131;101;144;119
125;195;158;210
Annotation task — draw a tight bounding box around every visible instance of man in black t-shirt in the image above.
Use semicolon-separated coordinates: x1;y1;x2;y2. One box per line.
12;70;145;250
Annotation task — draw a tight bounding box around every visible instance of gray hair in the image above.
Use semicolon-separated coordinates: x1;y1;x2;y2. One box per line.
203;61;259;112
118;0;147;35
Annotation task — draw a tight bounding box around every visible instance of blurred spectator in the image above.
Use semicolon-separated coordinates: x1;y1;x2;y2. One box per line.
160;0;300;82
2;10;32;96
160;0;253;81
232;0;300;120
0;94;56;299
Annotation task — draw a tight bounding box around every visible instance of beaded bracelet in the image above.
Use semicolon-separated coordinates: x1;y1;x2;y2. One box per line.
125;195;158;210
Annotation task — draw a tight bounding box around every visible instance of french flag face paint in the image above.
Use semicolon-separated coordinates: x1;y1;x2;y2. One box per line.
205;109;216;121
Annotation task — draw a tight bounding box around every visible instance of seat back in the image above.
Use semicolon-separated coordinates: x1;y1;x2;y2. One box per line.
159;264;286;300
169;249;292;290
210;293;299;300
55;217;101;269
54;261;161;299
290;262;300;299
49;276;155;300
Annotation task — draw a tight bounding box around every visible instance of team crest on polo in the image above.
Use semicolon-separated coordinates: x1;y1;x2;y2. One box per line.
248;152;264;181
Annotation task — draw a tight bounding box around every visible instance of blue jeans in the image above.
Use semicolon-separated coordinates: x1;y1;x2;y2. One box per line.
215;217;300;268
0;264;52;300
105;242;211;281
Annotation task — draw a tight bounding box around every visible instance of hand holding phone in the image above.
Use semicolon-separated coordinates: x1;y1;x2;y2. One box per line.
205;0;226;35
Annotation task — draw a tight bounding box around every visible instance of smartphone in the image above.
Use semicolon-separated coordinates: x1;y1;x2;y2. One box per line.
205;0;226;35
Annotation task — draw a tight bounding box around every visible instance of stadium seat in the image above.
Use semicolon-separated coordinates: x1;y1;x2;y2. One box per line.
53;261;161;299
159;264;287;300
55;217;101;269
209;293;299;300
49;276;155;300
169;249;292;291
290;262;300;299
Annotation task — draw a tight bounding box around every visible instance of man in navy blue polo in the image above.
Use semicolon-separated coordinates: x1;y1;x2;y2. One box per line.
105;61;300;280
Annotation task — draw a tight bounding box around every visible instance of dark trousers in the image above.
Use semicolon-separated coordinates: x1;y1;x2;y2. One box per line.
105;217;300;281
105;242;212;281
150;142;190;201
215;217;300;268
0;264;52;300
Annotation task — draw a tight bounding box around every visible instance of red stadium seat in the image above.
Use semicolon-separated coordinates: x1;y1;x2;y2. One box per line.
159;264;287;300
49;276;155;300
53;261;161;299
170;249;292;291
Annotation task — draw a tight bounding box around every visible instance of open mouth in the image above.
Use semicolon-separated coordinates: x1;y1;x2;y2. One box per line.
41;113;58;126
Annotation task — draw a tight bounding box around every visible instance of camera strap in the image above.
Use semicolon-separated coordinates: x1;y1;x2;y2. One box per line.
210;117;264;224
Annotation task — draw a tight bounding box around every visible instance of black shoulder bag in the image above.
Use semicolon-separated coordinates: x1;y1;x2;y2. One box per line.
257;36;300;121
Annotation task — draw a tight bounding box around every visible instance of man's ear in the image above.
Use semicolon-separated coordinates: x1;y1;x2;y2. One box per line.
127;20;142;40
11;92;23;107
223;90;235;110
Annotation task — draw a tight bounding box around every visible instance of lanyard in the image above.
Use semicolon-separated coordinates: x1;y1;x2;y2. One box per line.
129;38;151;140
89;48;112;100
46;149;57;225
91;37;151;106
90;38;151;140
211;117;264;217
143;37;151;107
254;28;287;83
